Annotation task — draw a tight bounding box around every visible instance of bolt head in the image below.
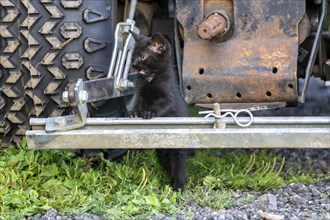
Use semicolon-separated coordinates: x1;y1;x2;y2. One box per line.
119;80;127;88
119;79;134;89
54;116;67;127
62;91;69;102
325;59;330;66
81;90;88;103
127;81;135;88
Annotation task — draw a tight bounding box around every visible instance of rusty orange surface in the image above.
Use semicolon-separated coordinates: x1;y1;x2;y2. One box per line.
177;0;305;105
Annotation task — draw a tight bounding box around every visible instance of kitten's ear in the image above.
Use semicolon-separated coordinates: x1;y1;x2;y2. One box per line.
129;30;143;42
148;33;167;54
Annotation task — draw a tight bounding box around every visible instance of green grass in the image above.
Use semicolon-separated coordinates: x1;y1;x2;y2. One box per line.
0;139;326;219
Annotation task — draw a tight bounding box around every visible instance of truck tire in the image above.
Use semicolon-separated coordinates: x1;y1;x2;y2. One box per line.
0;0;124;148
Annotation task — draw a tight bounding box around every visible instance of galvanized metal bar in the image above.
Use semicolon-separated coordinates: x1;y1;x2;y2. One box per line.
30;117;330;126
127;0;137;20
26;117;330;149
26;127;330;150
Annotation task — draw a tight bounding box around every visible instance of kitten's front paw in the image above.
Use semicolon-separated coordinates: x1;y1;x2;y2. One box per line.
127;111;140;118
141;111;155;119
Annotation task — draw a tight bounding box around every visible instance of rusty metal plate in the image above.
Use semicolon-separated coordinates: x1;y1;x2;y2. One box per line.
177;0;305;104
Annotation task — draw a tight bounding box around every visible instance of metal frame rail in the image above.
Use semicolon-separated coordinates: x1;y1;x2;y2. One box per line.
26;116;330;149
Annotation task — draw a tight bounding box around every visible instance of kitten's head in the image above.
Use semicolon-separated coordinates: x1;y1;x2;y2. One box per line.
130;31;169;80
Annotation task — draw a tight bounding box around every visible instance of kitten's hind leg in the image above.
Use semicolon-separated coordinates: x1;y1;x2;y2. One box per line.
156;149;171;174
156;149;188;191
169;150;188;191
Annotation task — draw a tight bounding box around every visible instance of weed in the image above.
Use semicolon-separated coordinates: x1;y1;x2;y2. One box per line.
240;193;254;204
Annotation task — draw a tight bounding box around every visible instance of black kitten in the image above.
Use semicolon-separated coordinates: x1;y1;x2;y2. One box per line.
128;31;194;191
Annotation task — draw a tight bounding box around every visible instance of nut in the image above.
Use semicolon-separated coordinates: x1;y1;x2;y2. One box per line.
80;90;88;103
119;79;135;89
54;116;67;127
127;81;135;88
62;91;69;102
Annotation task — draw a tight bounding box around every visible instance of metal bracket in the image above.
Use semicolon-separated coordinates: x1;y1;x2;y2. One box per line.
45;73;138;133
46;79;88;132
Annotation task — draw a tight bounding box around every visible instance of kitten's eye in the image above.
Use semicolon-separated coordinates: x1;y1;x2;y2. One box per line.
141;56;147;61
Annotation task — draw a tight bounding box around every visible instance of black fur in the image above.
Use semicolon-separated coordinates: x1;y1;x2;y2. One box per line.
129;31;194;191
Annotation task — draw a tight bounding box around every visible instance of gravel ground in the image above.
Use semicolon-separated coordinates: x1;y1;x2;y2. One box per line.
27;78;329;219
184;180;330;220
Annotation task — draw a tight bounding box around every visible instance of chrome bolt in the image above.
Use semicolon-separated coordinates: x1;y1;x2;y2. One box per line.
119;80;127;88
81;90;88;103
62;91;69;102
127;81;135;88
325;59;330;66
324;60;330;87
119;79;135;89
54;116;67;127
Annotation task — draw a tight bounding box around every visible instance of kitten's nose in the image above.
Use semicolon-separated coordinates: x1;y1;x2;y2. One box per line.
132;63;137;70
131;59;136;66
132;60;139;70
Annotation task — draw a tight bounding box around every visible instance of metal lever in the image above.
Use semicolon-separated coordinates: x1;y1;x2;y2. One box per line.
299;0;327;103
107;0;139;93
